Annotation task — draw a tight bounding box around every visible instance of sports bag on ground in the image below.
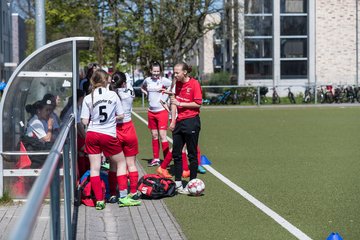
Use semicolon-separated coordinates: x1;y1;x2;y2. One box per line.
79;170;109;207
137;174;176;199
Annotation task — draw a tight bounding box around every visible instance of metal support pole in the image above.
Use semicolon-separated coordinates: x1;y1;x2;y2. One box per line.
314;76;318;104
356;0;359;86
63;142;72;240
35;0;46;49
142;92;145;108
50;162;61;240
257;86;260;105
70;125;78;205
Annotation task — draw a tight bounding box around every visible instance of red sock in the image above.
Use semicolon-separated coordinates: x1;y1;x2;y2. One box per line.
197;146;201;166
162;141;170;159
182;152;189;171
117;175;128;191
161;143;172;168
90;176;103;201
108;171;117;196
152;139;160;159
128;171;139;194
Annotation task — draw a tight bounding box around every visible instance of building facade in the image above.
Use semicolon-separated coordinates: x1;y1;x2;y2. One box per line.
12;13;26;66
0;1;12;82
186;13;222;79
196;0;360;89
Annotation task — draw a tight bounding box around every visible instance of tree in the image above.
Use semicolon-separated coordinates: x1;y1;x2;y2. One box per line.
108;0;222;72
18;0;227;72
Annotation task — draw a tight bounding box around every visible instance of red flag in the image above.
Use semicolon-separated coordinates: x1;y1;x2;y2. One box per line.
15;141;31;169
13;141;32;197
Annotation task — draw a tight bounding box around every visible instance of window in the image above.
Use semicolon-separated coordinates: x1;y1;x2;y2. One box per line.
281;39;307;58
281;16;307;36
281;0;307;13
280;0;308;79
281;60;307;79
245;39;272;58
245;16;273;36
245;0;272;14
244;0;273;80
245;61;273;80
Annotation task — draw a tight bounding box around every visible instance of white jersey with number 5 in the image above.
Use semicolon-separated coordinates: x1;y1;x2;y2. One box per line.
81;87;124;137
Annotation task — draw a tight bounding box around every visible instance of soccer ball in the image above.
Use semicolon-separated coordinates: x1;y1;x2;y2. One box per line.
187;178;205;196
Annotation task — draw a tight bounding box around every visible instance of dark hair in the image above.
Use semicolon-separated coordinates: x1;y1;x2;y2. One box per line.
110;71;127;90
42;93;56;106
25;100;47;118
176;62;192;73
150;61;162;72
86;62;99;79
60;89;86;120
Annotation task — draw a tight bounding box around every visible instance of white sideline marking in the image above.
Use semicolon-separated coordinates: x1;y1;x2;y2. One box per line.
204;165;312;240
132;111;312;240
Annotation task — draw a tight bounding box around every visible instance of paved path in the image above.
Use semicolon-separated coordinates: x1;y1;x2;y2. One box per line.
0;163;186;240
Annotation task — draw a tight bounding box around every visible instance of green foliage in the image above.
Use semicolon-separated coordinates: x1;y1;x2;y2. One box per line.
207;72;231;86
22;0;223;69
25;19;35;57
0;192;13;205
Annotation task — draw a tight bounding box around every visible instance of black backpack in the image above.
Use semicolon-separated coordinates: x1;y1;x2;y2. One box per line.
137;174;176;199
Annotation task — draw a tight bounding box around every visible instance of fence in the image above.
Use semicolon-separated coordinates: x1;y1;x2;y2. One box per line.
134;83;360;107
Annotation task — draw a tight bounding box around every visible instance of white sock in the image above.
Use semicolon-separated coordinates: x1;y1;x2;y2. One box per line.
120;189;128;198
175;181;182;189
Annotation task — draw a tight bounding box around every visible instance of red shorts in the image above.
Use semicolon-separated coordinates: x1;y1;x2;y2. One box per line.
84;131;122;157
148;110;169;130
116;121;139;157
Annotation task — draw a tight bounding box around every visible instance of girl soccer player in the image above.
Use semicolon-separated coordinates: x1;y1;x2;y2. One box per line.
81;69;140;210
107;71;141;203
141;61;172;167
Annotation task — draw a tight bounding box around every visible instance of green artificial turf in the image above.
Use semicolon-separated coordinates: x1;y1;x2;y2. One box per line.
133;106;360;240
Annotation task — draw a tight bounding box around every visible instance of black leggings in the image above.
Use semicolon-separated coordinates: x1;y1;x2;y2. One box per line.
172;115;201;181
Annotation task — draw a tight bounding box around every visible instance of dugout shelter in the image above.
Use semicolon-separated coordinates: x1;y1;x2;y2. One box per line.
0;37;94;199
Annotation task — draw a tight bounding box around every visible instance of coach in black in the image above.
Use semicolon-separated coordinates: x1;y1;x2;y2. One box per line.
170;62;202;195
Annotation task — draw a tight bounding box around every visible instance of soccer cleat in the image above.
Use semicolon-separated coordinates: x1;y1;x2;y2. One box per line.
197;165;206;174
95;200;106;210
176;186;190;195
148;158;160;167
182;170;190;178
107;195;118;203
129;191;142;200
118;195;141;207
156;167;172;178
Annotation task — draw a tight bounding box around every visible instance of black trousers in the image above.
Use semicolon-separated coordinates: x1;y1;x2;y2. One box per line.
172;115;201;181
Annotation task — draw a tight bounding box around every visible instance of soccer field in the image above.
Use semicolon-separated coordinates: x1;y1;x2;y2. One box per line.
133;106;360;240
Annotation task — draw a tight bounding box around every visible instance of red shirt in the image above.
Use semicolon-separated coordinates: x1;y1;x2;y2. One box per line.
175;78;202;121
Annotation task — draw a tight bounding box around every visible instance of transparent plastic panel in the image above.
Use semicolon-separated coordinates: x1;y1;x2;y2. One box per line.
21;42;73;72
2;42;74;170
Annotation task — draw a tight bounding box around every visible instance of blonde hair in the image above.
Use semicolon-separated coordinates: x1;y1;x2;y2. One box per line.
90;69;107;89
90;69;108;106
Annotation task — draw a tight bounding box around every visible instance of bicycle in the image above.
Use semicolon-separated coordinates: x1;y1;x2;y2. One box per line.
302;86;313;103
252;87;268;104
271;87;280;104
287;87;296;104
354;86;360;102
317;86;334;103
344;85;355;103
